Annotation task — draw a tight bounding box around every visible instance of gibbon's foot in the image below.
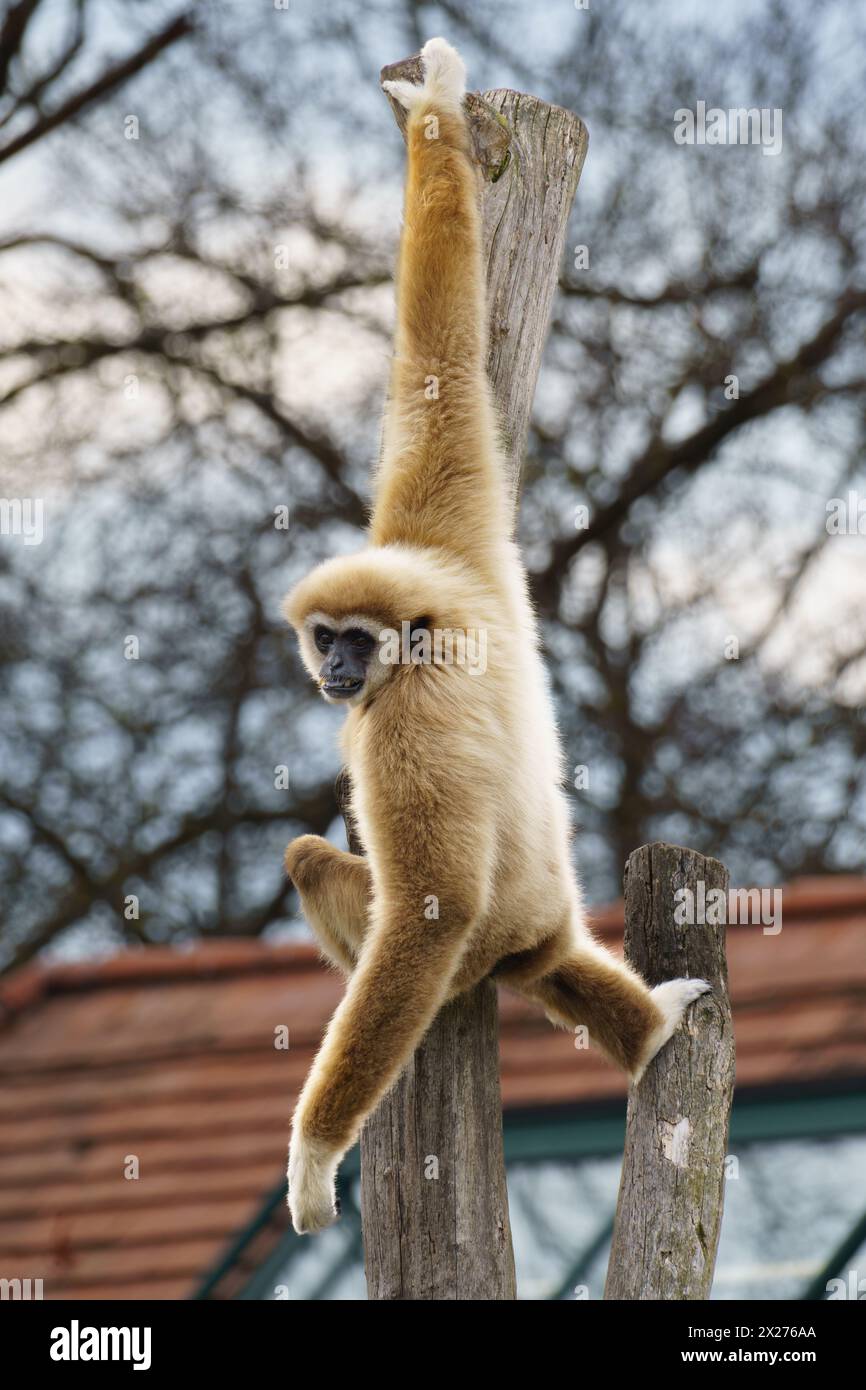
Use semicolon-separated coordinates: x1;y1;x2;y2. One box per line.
630;977;712;1085
284;833;327;889
381;36;466;112
287;1131;340;1235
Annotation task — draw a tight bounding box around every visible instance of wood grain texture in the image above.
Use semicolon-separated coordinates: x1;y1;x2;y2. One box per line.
604;843;736;1301
479;88;587;503
360;978;514;1300
334;56;587;1301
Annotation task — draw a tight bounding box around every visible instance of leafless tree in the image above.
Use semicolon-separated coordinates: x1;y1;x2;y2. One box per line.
1;0;864;971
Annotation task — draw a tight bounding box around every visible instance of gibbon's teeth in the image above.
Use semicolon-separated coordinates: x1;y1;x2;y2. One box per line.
322;676;363;696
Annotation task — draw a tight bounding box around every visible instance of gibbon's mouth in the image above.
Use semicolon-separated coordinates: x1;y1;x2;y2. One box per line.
321;677;364;699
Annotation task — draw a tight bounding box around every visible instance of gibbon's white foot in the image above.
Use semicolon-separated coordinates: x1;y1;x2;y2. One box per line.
287;1132;340;1235
381;36;466;112
630;978;712;1085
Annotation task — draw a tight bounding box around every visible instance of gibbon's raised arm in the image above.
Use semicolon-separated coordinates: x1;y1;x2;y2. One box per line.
372;40;510;570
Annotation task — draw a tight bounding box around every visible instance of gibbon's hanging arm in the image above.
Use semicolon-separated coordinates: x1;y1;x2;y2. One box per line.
380;51;588;511
333;54;587;1301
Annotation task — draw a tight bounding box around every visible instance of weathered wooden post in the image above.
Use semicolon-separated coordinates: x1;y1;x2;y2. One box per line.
335;53;588;1300
605;843;736;1300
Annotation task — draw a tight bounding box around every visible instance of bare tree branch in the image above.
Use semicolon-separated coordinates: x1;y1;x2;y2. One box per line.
0;10;194;166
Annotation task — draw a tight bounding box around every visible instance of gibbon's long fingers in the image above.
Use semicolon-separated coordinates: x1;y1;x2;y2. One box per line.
285;835;372;977
372;44;508;563
292;906;473;1156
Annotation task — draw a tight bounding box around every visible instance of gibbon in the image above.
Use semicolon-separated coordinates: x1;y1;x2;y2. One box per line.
282;37;710;1235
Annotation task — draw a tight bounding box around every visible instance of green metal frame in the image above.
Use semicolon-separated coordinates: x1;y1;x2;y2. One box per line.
194;1148;361;1301
802;1206;866;1301
191;1083;866;1301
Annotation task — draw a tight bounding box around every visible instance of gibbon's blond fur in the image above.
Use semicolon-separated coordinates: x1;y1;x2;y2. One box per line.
282;38;710;1234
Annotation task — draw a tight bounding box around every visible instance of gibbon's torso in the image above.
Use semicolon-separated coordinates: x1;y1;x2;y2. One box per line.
340;536;583;994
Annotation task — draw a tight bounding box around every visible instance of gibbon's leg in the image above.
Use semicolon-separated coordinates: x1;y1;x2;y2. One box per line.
497;938;710;1084
287;879;482;1233
374;38;509;562
285;835;372;976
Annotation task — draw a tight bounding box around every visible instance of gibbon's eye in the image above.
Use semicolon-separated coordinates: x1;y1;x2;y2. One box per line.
346;629;375;653
314;626;334;653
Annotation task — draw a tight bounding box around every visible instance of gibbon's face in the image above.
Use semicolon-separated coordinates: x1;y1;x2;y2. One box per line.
314;622;375;700
305;615;391;706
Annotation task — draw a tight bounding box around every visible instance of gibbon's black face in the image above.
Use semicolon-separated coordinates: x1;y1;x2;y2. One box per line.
314;624;376;699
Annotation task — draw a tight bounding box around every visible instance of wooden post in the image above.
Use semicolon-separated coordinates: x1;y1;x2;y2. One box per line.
333;55;587;1301
604;843;736;1300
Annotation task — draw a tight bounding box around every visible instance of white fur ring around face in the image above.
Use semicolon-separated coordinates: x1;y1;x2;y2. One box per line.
287;1132;340;1235
381;36;467;112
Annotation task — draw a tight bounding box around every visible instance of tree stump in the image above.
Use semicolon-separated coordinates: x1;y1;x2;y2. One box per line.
604;842;736;1300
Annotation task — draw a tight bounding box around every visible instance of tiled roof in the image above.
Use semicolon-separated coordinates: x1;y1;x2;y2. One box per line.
1;877;864;1299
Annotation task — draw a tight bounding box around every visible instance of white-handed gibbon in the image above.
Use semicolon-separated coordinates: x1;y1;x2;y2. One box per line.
282;37;710;1235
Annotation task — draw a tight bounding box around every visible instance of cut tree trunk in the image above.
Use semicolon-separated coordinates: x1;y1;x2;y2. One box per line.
604;843;736;1300
333;57;587;1301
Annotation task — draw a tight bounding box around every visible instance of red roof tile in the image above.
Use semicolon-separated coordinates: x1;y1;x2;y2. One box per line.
1;876;864;1299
